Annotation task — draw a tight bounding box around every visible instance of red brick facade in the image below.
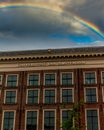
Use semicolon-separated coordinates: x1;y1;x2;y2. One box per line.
0;47;104;130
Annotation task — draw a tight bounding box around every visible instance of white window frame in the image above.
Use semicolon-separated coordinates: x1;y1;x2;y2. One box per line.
60;88;74;103
27;73;40;86
43;88;57;104
1;110;16;130
0;75;3;85
6;74;18;87
84;87;98;103
4;90;17;104
60;72;74;85
44;73;57;86
85;108;100;130
83;71;97;85
43;109;56;130
25;110;39;130
26;89;40;104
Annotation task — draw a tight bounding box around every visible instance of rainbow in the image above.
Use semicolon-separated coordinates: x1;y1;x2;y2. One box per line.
0;2;104;39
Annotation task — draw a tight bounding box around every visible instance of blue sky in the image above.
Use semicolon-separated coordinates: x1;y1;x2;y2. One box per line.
0;0;104;51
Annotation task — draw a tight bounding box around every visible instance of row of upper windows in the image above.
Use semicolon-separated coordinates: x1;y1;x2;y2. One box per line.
1;109;99;130
3;87;103;104
0;71;104;87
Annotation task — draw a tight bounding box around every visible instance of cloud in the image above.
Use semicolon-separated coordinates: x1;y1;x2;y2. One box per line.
62;0;104;33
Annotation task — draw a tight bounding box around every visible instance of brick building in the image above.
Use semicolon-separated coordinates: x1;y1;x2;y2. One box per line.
0;46;104;130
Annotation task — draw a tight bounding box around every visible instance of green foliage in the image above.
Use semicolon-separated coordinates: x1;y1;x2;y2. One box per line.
62;100;84;130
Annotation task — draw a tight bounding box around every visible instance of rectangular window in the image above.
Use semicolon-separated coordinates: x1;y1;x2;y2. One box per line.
61;73;73;85
86;110;99;130
84;72;96;85
26;111;37;130
62;89;73;103
45;74;55;86
44;90;55;104
5;91;16;104
0;75;3;84
102;72;104;84
62;110;72;130
85;88;97;103
2;111;15;130
6;75;18;87
27;90;38;104
44;111;55;130
28;74;39;86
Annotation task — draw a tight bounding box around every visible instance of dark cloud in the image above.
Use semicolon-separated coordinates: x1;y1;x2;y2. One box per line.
62;0;104;32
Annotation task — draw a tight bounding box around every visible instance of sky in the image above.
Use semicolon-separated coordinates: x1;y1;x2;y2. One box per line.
0;0;104;51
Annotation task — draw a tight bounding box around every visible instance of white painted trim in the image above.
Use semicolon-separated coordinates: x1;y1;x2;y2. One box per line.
43;109;56;130
4;90;17;104
5;74;19;87
1;110;16;130
44;73;57;86
83;71;97;85
84;87;98;103
25;110;39;130
60;72;74;85
85;108;100;130
26;89;40;104
60;88;74;103
43;88;57;103
27;73;40;86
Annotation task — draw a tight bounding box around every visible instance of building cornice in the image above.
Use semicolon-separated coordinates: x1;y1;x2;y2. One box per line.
0;46;104;61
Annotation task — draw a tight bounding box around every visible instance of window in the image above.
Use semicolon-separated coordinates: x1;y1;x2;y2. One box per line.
6;75;18;87
28;74;39;86
45;74;55;86
101;72;104;84
44;110;55;130
85;88;97;103
44;90;55;104
62;110;72;130
62;89;73;103
2;111;15;130
61;73;73;85
86;110;99;130
84;72;96;85
5;91;16;104
26;111;38;130
27;90;38;104
0;75;2;84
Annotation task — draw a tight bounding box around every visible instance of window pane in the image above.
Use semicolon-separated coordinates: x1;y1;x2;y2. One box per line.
62;110;73;130
7;75;17;87
102;72;104;84
28;74;39;86
3;112;14;130
45;74;55;86
87;110;98;130
45;90;55;104
0;75;2;84
5;91;16;104
85;88;97;103
44;111;55;130
85;72;95;85
62;73;72;85
27;90;38;104
62;89;73;103
26;111;37;130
